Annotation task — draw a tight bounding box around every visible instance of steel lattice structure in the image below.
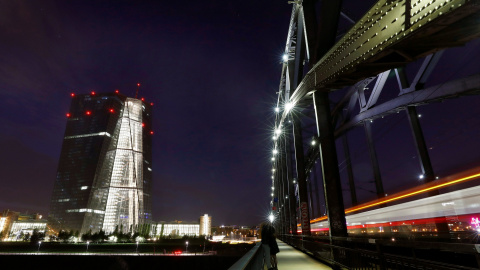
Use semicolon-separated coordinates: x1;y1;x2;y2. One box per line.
269;0;480;240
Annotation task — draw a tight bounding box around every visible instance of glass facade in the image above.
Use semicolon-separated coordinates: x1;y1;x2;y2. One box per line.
48;93;152;235
153;223;200;237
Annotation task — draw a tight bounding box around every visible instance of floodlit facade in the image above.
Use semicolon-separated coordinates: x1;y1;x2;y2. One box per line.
0;217;6;234
8;220;47;241
157;223;200;237
152;214;212;238
48;92;153;235
199;214;212;236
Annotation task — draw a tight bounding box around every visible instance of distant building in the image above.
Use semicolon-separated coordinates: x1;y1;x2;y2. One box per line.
48;92;153;235
152;214;212;238
1;210;47;241
199;214;212;236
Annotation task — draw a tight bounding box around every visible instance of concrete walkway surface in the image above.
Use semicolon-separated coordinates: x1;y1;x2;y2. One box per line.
264;240;332;270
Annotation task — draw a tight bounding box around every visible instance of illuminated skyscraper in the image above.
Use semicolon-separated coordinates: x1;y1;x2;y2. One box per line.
48;92;153;234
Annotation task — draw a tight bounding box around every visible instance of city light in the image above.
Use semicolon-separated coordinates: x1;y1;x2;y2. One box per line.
85;111;91;115
273;149;278;155
71;93;75;97
311;140;316;146
91;91;96;95
275;107;280;113
419;174;424;179
66;113;71;117
282;54;288;62
275;128;282;136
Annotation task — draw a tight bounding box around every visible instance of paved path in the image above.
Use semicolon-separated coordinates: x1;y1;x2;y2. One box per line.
265;240;332;270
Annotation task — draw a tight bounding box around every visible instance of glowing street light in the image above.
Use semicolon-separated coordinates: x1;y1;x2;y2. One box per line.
273;149;278;155
86;241;90;252
136;241;139;253
282;54;289;62
275;107;280;113
285;102;294;113
311;140;316;146
419;174;424;179
274;128;282;136
186;241;189;253
37;241;42;252
269;213;275;223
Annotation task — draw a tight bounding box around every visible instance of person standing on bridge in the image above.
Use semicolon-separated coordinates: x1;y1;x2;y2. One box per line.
269;227;279;270
261;223;279;270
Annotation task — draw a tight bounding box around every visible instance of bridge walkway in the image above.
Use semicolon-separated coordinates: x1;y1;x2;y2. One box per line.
264;240;332;270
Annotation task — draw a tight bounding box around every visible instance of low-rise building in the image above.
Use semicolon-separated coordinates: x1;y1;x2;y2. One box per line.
152;214;212;239
1;210;47;241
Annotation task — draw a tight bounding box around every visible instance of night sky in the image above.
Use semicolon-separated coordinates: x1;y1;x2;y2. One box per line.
1;1;480;227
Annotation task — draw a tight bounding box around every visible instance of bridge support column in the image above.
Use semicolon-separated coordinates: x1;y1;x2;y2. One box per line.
396;57;450;237
293;116;311;235
342;133;357;206
364;121;385;199
279;138;289;235
313;91;347;238
286;123;298;235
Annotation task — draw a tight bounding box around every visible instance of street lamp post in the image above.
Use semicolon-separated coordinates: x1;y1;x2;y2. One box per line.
185;241;189;253
37;241;42;252
86;241;90;252
136;241;139;253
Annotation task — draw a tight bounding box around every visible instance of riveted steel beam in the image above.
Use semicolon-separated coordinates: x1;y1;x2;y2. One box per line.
279;0;480;124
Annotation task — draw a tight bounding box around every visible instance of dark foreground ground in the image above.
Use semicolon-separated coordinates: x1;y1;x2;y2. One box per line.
0;241;254;269
0;254;242;270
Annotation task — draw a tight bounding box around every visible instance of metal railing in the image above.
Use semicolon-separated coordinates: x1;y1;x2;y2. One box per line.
228;242;265;270
280;234;480;270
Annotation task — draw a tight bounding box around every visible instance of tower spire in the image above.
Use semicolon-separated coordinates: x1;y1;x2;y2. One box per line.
135;83;141;99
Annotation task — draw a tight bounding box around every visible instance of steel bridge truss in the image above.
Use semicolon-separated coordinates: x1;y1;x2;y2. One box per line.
269;0;480;242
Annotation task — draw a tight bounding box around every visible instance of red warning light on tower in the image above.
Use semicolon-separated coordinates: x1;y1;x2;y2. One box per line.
109;109;115;113
141;97;145;101
66;113;71;117
142;123;145;127
115;90;119;94
137;83;141;87
71;93;75;97
150;102;154;106
91;91;96;95
150;131;154;135
86;111;91;115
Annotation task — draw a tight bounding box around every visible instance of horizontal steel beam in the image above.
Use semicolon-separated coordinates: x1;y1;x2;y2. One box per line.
335;73;480;136
283;0;480;115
